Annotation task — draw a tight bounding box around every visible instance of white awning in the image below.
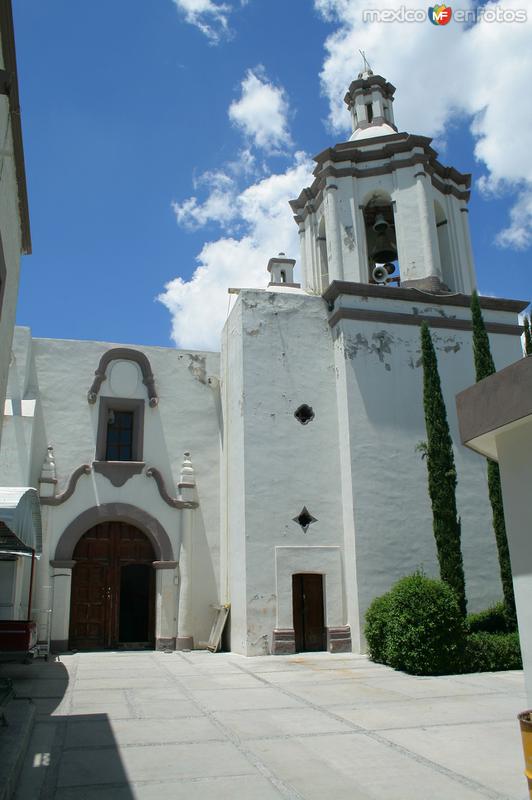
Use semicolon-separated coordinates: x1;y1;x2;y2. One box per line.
0;487;42;557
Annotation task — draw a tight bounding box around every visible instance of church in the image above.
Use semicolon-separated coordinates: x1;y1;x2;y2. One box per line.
0;68;527;657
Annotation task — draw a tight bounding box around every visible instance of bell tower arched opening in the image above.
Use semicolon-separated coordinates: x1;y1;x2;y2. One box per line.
317;216;329;291
434;200;453;291
362;193;400;286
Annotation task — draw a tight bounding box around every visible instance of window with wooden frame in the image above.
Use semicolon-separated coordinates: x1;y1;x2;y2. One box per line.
95;397;145;463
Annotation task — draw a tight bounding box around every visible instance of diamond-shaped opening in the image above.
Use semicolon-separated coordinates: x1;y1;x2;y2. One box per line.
294;404;315;425
293;506;317;533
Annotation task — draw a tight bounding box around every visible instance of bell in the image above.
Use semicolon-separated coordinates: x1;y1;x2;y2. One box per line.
371;230;398;264
373;213;389;233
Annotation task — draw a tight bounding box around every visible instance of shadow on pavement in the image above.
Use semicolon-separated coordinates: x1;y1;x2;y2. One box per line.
1;658;135;799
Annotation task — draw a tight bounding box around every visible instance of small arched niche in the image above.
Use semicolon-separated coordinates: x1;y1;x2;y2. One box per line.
362;191;400;286
434;200;453;291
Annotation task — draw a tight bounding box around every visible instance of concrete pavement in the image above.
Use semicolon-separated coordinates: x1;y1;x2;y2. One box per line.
4;650;529;799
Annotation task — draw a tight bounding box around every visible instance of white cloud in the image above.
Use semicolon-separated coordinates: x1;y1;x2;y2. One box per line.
172;0;231;43
315;0;532;249
228;68;292;153
159;152;313;350
496;189;532;250
172;170;238;229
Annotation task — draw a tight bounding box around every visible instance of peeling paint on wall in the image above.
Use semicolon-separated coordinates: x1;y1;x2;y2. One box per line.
412;305;457;320
249;593;276;604
343;225;356;251
407;334;462;368
188;354;207;384
246;633;269;654
344;330;394;370
443;341;461;353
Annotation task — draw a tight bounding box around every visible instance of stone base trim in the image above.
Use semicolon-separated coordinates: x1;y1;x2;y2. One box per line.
272;628;296;655
326;626;352;653
50;639;69;653
155;637;176;651
176;636;194;651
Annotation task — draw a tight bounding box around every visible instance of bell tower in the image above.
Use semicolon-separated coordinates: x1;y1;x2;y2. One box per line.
290;69;476;296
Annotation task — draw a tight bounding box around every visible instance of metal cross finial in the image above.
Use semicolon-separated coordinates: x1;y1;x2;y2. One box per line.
359;50;372;74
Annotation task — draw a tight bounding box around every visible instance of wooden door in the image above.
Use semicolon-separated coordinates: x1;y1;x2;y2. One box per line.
292;573;326;652
69;522;155;650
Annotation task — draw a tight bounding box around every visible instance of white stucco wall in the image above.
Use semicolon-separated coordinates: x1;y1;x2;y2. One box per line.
220;299;247;652
0;329;222;646
333;295;523;646
497;421;532;703
0;43;25;448
1;292;523;654
223;289;348;655
224;286;524;654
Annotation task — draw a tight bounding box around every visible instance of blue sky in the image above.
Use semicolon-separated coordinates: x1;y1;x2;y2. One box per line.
13;0;532;350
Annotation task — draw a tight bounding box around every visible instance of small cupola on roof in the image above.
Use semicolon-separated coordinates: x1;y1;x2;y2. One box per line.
344;68;398;142
267;253;299;287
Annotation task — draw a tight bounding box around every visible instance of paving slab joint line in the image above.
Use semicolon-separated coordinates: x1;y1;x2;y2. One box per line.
231;659;516;800
62;736;226;752
156;652;305;800
123;688;143;719
54;771;269;792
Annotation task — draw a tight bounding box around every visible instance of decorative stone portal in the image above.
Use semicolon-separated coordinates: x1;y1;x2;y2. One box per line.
69;522;156;650
272;546;352;655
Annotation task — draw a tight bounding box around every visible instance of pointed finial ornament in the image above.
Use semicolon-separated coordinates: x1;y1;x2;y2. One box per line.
180;452;196;487
178;451;196;504
39;445;57;497
358;50;373;78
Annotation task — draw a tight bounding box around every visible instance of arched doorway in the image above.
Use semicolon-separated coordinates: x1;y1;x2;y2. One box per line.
69;522;155;650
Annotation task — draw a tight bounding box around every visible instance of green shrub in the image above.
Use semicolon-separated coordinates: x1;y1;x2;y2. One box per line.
365;575;523;676
365;591;393;664
467;601;516;634
365;573;466;676
462;631;522;672
385;573;466;675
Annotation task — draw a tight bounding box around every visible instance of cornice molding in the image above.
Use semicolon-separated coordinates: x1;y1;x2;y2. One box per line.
322;280;529;313
290;133;472;221
87;348;158;406
146;467;198;509
328;306;523;337
40;465;91;506
344;75;396;107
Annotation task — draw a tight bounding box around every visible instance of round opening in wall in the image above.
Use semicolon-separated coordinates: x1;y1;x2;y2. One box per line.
294;404;315;425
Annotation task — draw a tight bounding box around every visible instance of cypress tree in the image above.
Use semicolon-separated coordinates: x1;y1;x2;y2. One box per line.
420;322;467;616
470;291;516;622
523;315;532;356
